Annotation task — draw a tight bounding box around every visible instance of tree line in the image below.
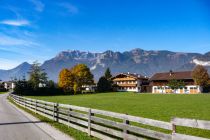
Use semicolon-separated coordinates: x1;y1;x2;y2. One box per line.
58;64;114;94
14;61;60;96
13;61;114;95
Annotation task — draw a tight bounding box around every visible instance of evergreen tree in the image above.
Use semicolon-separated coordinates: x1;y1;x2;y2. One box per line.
28;61;48;90
104;68;112;79
97;68;113;92
97;76;112;92
13;76;30;95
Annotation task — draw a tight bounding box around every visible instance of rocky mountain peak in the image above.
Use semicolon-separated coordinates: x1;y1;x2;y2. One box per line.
0;48;210;82
54;50;98;60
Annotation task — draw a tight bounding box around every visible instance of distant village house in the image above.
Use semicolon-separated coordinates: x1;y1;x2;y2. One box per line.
150;71;202;94
3;82;15;90
82;84;97;93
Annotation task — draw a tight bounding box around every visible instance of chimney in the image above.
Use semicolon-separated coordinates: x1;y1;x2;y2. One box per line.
169;70;173;76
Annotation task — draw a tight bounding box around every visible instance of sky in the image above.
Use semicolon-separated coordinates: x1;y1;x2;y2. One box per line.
0;0;210;69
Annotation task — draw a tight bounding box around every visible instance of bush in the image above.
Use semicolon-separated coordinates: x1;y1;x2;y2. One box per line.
0;88;8;92
97;76;112;92
13;80;65;96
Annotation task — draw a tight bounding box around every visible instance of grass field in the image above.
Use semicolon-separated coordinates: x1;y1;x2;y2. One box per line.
0;92;7;94
28;92;210;138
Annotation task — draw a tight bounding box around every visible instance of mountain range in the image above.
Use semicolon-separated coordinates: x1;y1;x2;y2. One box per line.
0;48;210;82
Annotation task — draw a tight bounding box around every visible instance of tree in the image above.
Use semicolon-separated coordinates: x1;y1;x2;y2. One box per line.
104;68;112;79
28;61;48;90
47;80;56;88
71;64;94;94
58;64;94;94
58;68;74;92
97;76;112;92
13;76;31;95
97;68;113;92
192;65;209;87
167;79;185;93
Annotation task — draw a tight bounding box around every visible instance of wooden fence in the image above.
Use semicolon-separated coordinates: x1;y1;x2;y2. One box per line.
9;94;210;140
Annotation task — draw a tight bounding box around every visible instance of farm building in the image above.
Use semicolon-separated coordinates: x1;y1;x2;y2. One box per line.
150;71;202;94
111;72;149;92
3;82;15;90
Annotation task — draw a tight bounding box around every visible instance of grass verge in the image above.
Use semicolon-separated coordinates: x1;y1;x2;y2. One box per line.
0;92;8;94
8;97;98;140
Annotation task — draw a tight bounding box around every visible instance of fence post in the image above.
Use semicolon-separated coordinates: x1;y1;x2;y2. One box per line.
24;98;26;108
172;123;176;133
53;103;55;121
17;96;19;104
35;100;37;114
171;117;176;140
30;99;32;109
172;122;176;133
123;114;130;140
68;108;72;128
171;117;176;133
55;103;59;122
88;109;93;136
44;103;46;114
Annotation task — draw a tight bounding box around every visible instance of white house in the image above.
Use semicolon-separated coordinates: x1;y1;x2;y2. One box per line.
111;72;149;92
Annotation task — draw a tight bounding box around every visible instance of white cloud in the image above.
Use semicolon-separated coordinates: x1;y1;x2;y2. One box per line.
29;0;45;12
0;34;39;47
59;3;78;14
0;19;30;26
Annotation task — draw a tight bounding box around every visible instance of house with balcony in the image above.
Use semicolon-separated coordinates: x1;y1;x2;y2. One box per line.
111;72;149;92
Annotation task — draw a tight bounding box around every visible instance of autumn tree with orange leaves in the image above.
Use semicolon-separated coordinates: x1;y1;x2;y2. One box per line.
58;68;74;92
58;64;94;94
192;65;209;87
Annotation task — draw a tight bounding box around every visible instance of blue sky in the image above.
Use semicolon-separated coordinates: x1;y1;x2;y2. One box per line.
0;0;210;69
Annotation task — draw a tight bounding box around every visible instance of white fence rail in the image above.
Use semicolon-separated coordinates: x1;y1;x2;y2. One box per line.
9;94;210;140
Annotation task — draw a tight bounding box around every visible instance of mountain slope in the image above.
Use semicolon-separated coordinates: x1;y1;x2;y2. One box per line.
1;49;210;82
41;49;204;81
0;62;31;81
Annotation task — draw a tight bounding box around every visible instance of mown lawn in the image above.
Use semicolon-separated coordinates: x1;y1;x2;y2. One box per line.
0;92;7;94
28;92;210;138
28;92;210;121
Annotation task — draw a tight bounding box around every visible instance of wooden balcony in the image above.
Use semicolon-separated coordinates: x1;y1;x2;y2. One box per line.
117;84;137;87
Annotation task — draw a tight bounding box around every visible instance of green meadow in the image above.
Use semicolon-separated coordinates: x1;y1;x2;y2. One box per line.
0;92;7;94
28;92;210;138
